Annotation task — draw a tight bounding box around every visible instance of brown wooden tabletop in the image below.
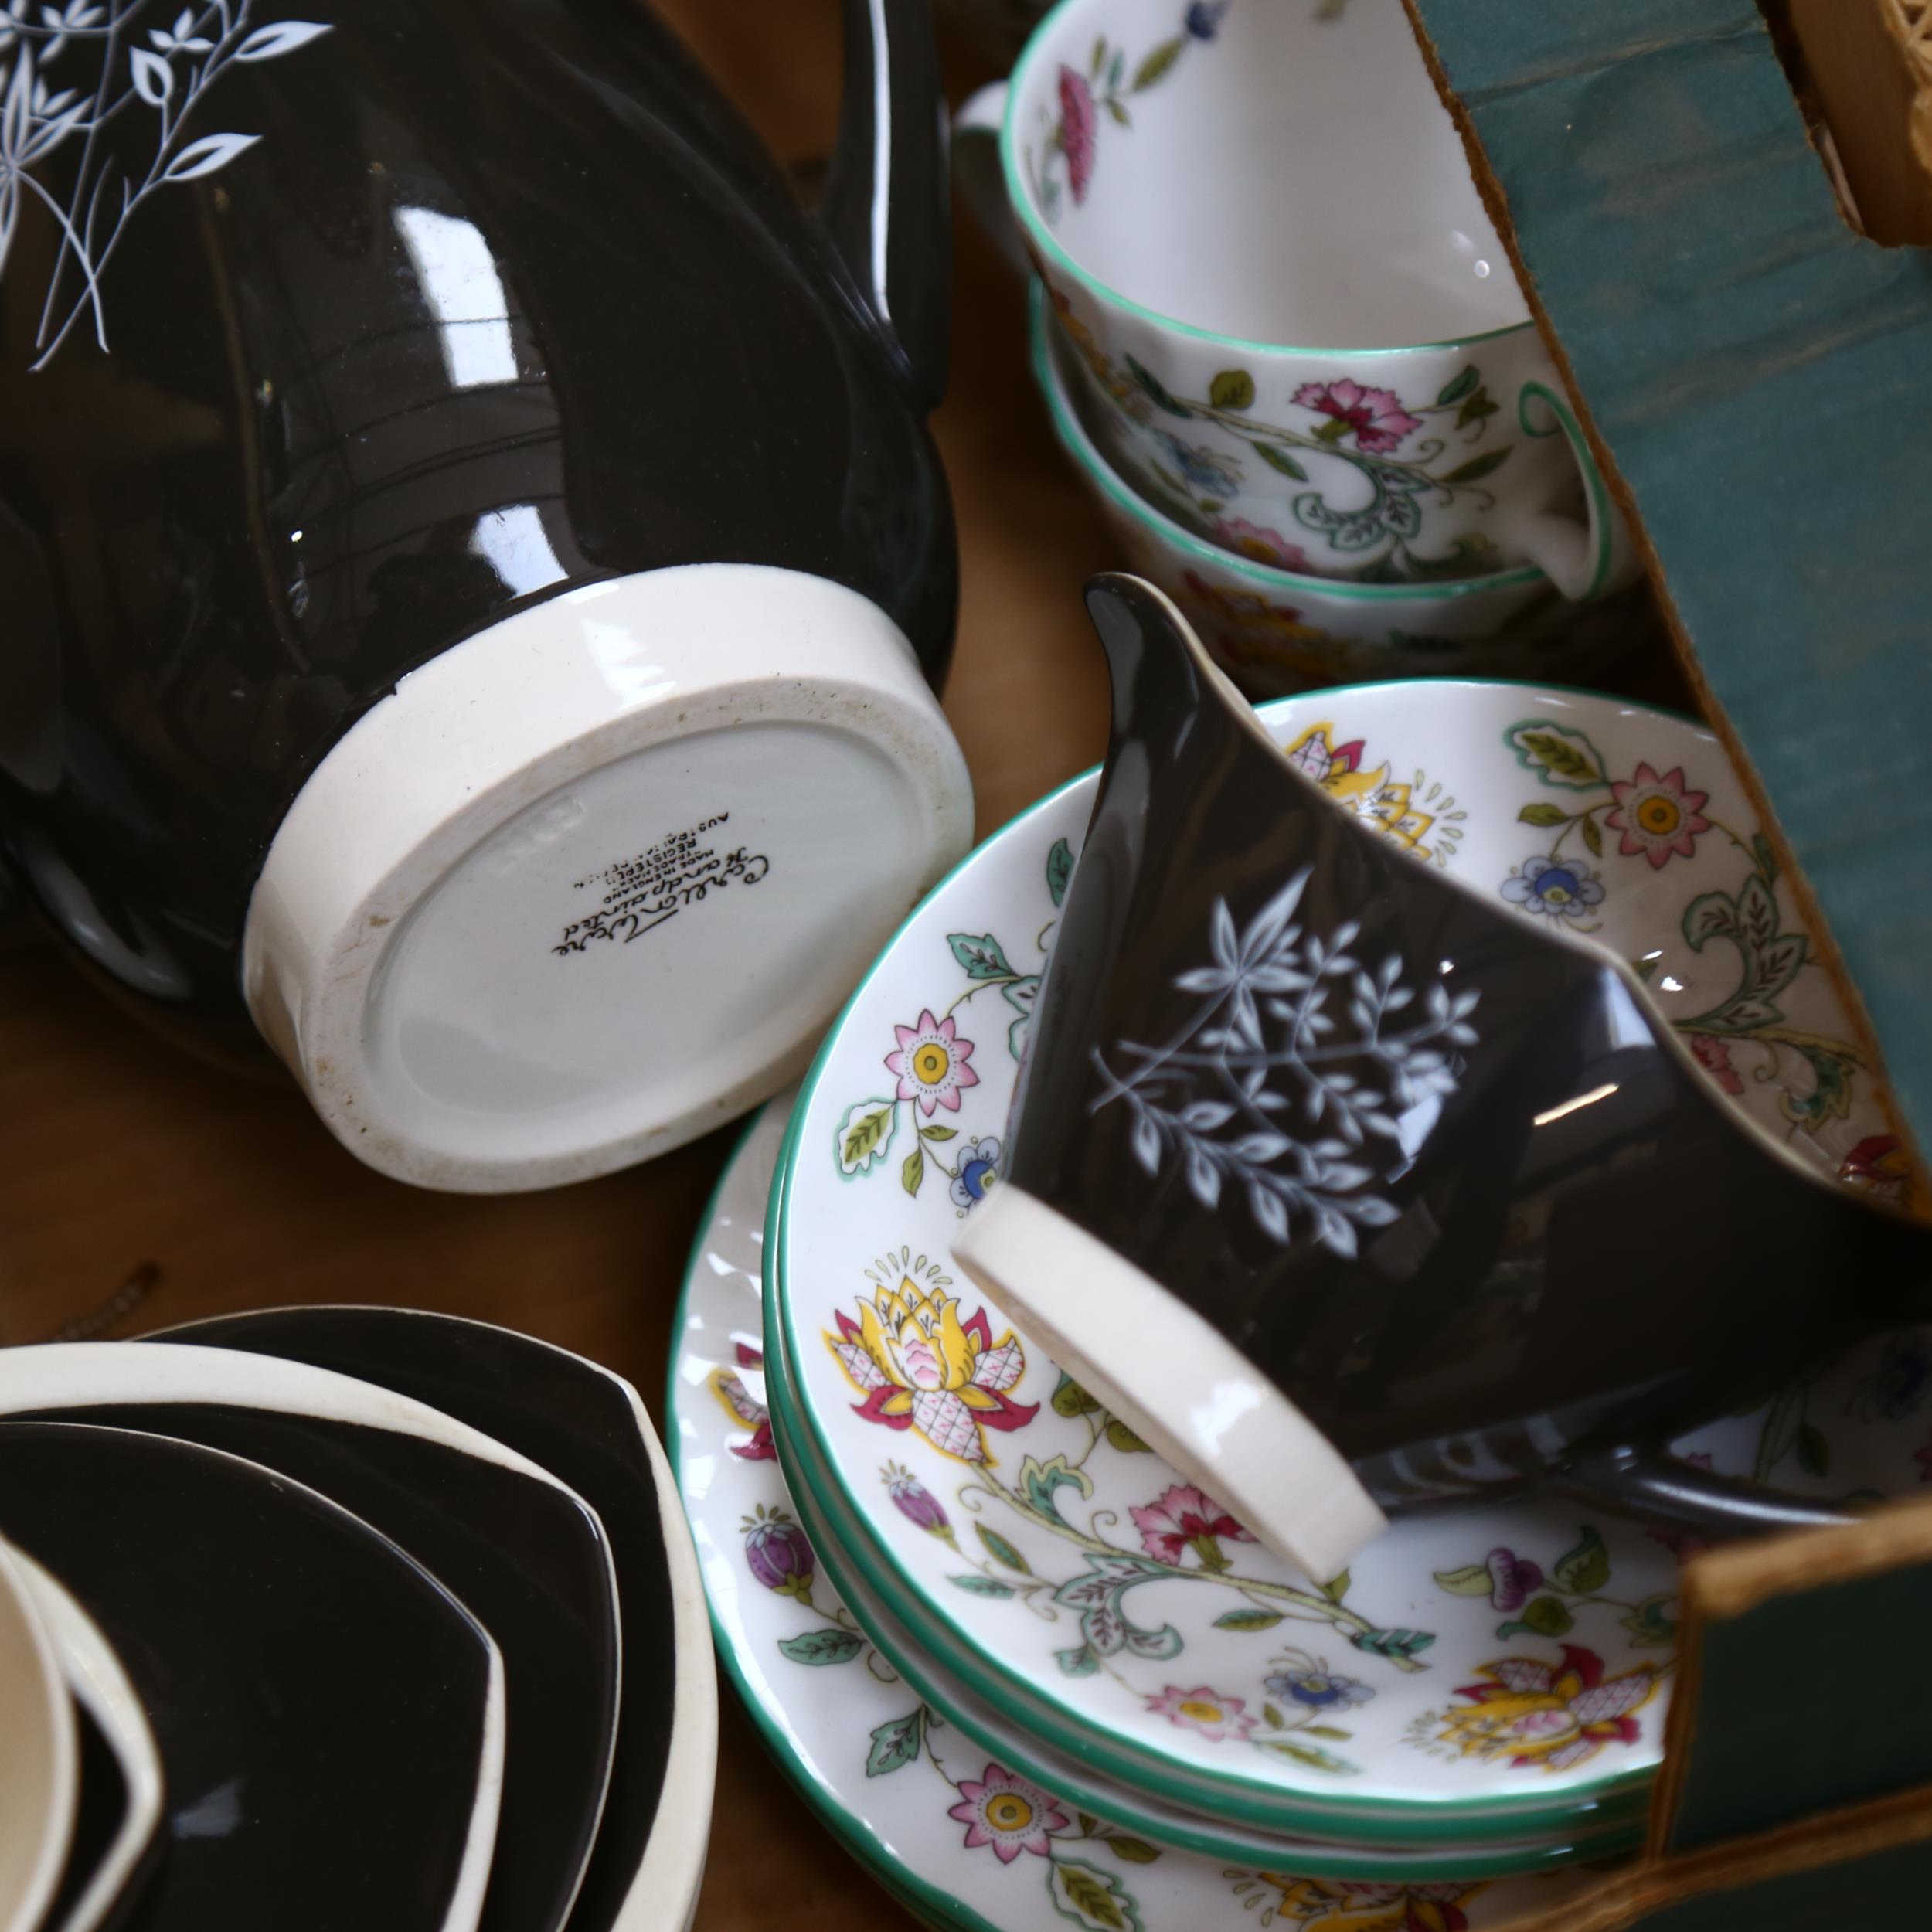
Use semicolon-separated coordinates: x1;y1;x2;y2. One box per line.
0;7;1689;1927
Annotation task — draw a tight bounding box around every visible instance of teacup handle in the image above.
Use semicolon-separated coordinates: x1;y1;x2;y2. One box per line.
951;80;1032;276
1553;1442;1856;1537
1510;380;1640;603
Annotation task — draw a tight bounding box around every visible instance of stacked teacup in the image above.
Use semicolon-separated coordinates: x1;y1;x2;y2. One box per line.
957;0;1646;693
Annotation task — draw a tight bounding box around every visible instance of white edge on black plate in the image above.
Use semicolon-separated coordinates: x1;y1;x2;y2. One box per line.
10;1548;165;1932
149;1311;719;1932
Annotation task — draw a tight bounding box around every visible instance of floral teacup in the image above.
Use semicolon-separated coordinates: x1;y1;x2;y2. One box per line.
955;0;1634;600
1030;284;1654;696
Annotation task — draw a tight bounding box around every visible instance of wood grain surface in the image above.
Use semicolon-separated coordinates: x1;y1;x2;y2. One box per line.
0;7;1685;1927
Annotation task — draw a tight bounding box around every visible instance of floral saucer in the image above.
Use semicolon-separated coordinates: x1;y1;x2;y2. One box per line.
767;681;1912;1842
670;1104;1611;1932
762;1298;1641;1878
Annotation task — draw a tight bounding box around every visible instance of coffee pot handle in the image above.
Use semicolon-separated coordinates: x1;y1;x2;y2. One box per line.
821;0;952;411
1552;1442;1857;1537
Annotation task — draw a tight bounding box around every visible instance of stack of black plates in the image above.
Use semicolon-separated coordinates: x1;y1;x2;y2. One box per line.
0;1311;714;1932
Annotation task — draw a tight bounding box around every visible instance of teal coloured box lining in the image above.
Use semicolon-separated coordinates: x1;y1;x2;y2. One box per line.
1405;0;1932;1158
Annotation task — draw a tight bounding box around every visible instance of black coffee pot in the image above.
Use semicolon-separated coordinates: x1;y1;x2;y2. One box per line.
0;1;969;1190
954;575;1932;1577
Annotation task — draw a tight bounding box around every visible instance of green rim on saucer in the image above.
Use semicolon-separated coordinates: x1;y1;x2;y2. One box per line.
763;670;1901;1845
669;1104;1620;1932
760;1283;1644;1876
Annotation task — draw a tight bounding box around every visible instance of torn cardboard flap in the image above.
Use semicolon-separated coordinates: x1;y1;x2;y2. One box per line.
1398;0;1932;1183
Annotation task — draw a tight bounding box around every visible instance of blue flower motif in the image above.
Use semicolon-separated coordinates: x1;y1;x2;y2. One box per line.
1500;855;1605;920
951;1136;1002;1212
1265;1668;1375;1710
1853;1334;1932;1423
1185;2;1228;40
1155;431;1242;496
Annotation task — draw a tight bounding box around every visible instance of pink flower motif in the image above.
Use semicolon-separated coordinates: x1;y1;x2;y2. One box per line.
1690;1035;1744;1097
886;1009;979;1117
1057;66;1097;203
1293;378;1423;454
1646;1453;1714;1560
1212;516;1310;571
1145;1685;1258;1742
1485;1547;1543;1613
947;1763;1068;1862
1130;1483;1256;1572
1605;764;1710;869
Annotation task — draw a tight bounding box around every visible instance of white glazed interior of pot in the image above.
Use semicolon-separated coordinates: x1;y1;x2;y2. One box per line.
1013;0;1529;346
359;722;931;1174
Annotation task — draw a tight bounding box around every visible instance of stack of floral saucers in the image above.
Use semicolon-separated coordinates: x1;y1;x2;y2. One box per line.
669;678;1919;1932
0;1311;714;1932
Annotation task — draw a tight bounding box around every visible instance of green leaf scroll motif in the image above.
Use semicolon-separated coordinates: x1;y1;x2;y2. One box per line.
1057;1643;1100;1677
1498;1597;1573;1641
1104;1836;1161;1865
1124;355;1191;418
901;1145;924;1196
1253;441;1310;481
1580;812;1605;857
1046;837;1075;906
1005;975;1040;1061
1104;1418;1151;1454
950;931;1015;979
1517;803;1570;828
1440;447;1512;485
1048;1857;1142;1932
1507;720;1607;787
1682;866;1809;1034
836;1099;897;1177
1131;36;1184;90
950;1573;1016;1599
1051;1372;1101;1418
1781;1039;1859;1132
866;1707;924;1775
778;1628;862;1665
1209;369;1256;410
1256;1737;1357;1775
1434;1563;1494;1597
1457;389;1501;430
977;1523;1032;1574
1213;1608;1285;1631
1623;1594;1678;1648
1351;1626;1437;1662
1053;1556;1182;1661
1020;1453;1094;1522
1553;1526;1612;1596
1437;366;1480;405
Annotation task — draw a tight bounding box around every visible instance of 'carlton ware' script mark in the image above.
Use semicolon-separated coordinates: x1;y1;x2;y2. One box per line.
553;812;770;956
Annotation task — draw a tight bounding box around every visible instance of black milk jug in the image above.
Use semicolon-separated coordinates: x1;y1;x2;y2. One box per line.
0;0;971;1191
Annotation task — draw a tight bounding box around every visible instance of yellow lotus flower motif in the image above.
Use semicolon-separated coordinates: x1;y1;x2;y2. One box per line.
827;1254;1036;1464
857;1279;980;1396
1246;1876;1485;1932
1436;1645;1660;1774
1285;724;1437;857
